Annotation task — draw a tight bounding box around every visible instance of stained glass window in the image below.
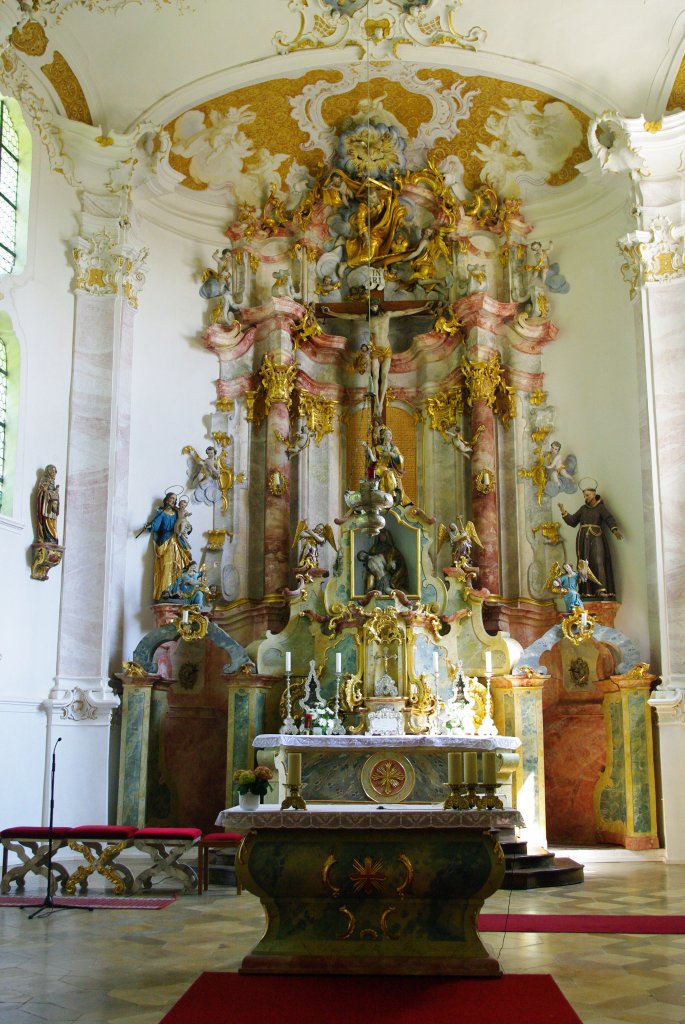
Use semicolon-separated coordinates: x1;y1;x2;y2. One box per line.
0;338;7;509
0;101;19;274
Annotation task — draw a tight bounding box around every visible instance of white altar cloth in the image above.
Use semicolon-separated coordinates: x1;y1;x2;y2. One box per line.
253;733;520;751
216;803;524;831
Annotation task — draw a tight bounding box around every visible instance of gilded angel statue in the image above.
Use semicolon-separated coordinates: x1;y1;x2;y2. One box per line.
438;517;483;580
292;520;337;570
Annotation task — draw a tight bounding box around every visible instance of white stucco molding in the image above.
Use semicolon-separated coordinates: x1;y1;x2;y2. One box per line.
648;682;685;726
45;678;119;723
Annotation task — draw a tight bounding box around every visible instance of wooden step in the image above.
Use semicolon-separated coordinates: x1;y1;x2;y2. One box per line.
502;855;585;890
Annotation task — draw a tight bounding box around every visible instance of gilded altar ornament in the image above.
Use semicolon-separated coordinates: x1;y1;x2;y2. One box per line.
268;470;287;497
438;518;482;580
260;353;298;413
424;387;465;441
206;528;232;550
337;906;356;941
31;464;64;581
175;606;209;642
461;353;516;427
518;448;547;505
121;661;148;678
532;521;562;545
298;389;337;445
433;302;465;338
290;304;323;352
272;0;486;60
474;467;495;495
529;389;547;406
560;604;598;647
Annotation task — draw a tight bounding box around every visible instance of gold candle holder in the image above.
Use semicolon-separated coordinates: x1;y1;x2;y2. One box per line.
443;782;470;810
281;783;307;810
466;783;484;810
481;784;503;810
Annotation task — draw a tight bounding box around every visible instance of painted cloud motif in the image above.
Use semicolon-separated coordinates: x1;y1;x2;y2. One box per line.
475;99;582;197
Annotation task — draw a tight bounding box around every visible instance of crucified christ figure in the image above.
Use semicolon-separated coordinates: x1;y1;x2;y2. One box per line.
320;296;429;419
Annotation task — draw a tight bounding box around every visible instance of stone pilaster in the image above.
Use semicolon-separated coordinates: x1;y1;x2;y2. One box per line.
225;674;273;806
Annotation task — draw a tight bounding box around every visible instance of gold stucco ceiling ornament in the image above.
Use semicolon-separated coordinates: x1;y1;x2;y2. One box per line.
28;0;188;22
273;0;486;59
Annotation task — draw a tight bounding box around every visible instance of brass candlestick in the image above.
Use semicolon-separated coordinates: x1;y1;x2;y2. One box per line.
481;784;503;810
281;783;307;810
466;783;484;810
443;782;470;810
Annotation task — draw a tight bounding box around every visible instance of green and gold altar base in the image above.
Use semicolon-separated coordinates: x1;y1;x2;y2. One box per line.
222;807;514;976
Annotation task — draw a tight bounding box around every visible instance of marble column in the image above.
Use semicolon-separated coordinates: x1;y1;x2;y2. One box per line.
470;398;499;594
225;674;273;806
260;348;297;596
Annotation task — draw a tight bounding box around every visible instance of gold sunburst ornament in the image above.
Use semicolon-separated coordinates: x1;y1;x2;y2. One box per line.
350;856;387;896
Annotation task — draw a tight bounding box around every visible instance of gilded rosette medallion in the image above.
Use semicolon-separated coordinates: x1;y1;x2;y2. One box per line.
361;752;415;803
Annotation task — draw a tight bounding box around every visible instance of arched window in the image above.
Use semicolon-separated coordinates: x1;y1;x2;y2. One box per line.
0;100;19;274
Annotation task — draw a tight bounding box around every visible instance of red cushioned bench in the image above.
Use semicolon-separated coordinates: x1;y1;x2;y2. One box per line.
1;826;73;895
2;826;202;896
197;832;244;895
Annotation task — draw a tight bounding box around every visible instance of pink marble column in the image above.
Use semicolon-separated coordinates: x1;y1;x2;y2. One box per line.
264;398;291;594
470;399;500;594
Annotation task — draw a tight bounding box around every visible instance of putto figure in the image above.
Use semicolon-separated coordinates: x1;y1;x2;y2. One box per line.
559;480;622;598
35;464;60;544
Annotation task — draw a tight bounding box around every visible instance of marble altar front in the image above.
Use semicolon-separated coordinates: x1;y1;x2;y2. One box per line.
218;804;523;976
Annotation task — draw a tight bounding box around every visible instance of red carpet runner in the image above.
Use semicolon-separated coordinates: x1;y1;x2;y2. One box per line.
479;913;685;934
0;895;175;909
160;973;583;1024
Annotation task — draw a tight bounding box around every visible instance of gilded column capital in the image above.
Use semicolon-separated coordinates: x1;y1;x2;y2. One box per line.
618;215;685;299
260;353;298;413
72;228;148;309
461;353;516;427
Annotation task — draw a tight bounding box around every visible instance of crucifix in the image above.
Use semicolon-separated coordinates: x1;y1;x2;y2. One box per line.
373;646;400;697
317;293;434;421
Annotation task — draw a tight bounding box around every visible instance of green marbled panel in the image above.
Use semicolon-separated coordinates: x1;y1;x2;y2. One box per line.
254;689;266;736
599;699;627;826
303;751;447;803
120;688;150;825
628;691;652;834
519;694;539;802
229;690;250;804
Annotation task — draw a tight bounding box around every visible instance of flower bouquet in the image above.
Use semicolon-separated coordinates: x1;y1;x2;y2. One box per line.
233;764;273;797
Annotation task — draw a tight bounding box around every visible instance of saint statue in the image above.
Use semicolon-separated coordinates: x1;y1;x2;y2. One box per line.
559;483;622;598
35;464;60;544
363;425;410;506
139;493;193;601
357;528;409;595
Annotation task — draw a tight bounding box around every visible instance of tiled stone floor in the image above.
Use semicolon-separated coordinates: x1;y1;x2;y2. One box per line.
1;854;684;1023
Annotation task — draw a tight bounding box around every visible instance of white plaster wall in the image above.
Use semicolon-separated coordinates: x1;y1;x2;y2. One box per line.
0;129;80;828
122;218;222;663
536;196;650;657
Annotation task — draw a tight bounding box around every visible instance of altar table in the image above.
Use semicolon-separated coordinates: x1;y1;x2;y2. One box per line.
217;804;523;976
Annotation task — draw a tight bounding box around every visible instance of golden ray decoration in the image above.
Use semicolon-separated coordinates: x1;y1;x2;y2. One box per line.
41;51;92;125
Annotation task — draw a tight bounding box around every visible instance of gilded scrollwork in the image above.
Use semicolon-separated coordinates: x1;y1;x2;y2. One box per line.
461;353;516;427
260;354;298;413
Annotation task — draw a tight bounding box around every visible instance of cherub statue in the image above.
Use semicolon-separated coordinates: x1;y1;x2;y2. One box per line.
438;517;483;580
168;560;213;609
199;246;239;325
292;520;337;570
444;423;484;459
277;420;312;460
545;559;604;612
544;440;577;497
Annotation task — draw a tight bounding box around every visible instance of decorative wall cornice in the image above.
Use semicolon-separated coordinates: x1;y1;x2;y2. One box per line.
72;228;148;308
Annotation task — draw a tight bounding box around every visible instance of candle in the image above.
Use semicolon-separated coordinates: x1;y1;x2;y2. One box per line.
448;752;463;785
483;751;497;785
304;712;313;732
335;652;342;673
580;611;588;628
464;751;478;784
484;651;492;676
433;651;439;676
286;752;301;785
182;609;189;625
285;651;291;673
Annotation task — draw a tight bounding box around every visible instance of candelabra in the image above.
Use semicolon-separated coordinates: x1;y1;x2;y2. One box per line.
279;668;299;736
481;783;503;810
477;672;498;737
465;782;485;810
443;782;470;810
281;783;307;810
330;669;346;735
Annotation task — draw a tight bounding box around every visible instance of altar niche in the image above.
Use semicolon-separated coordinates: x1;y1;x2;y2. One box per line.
351;510;421;599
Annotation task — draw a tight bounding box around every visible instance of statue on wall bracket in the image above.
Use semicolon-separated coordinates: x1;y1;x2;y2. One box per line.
30;464;64;581
558;479;622;598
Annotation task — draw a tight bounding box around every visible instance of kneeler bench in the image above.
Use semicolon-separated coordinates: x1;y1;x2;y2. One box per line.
197;832;244;895
1;826;202;896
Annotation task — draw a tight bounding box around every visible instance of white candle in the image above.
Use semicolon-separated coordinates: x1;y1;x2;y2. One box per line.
484;651;492;675
286;752;301;785
433;651;439;676
335;652;342;673
464;751;478;784
285;651;291;673
182;609;189;625
483;751;497;785
448;752;463;785
580;611;588;628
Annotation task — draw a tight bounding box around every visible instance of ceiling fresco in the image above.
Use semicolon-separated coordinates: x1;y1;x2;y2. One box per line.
165;67;590;203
